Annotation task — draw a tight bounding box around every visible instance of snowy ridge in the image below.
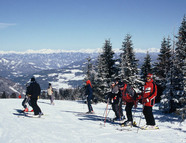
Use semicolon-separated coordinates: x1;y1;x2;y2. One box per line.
0;99;185;143
0;48;159;55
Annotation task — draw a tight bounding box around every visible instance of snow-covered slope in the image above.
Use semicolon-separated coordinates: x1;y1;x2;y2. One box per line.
0;99;185;143
0;77;24;97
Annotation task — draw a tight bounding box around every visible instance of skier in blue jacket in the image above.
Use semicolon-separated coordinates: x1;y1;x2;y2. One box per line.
85;80;94;114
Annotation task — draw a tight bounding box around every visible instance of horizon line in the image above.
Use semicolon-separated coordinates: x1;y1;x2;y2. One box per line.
0;48;160;54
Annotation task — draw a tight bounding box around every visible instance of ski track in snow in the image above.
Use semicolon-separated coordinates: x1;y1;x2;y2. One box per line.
0;99;185;143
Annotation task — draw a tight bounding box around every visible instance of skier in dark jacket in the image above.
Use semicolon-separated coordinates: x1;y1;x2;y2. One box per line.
85;80;94;114
109;80;124;122
27;77;43;116
22;83;33;112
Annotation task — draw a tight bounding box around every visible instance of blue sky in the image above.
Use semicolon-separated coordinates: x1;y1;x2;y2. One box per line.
0;0;185;52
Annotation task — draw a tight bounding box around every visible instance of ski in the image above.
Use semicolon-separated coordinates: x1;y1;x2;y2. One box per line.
25;114;44;118
115;121;142;131
116;127;132;131
13;112;44;119
13;112;28;118
139;125;159;130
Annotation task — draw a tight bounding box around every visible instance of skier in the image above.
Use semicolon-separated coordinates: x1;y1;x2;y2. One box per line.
85;80;94;114
22;83;33;112
118;81;137;126
139;73;159;129
47;83;54;105
109;79;124;122
27;77;43;116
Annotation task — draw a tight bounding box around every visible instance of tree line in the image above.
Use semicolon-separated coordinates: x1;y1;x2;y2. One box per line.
84;16;185;119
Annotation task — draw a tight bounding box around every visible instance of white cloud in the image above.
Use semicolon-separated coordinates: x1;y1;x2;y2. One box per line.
0;23;16;29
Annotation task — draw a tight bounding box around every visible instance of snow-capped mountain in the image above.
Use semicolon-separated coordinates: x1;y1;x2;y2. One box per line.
0;49;158;90
0;76;25;97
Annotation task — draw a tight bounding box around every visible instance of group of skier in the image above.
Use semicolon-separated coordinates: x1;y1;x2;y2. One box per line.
21;73;158;129
85;73;159;130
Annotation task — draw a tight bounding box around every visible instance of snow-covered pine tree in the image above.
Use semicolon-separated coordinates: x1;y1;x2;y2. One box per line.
159;45;175;113
94;39;116;99
140;51;152;82
172;15;186;119
153;37;172;104
83;57;96;101
154;37;172;81
92;54;107;101
119;34;139;87
84;56;93;81
160;16;186;120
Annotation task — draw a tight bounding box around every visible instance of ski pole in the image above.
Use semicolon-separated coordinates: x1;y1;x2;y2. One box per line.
107;105;112;117
132;101;138;126
104;100;109;126
102;98;109;118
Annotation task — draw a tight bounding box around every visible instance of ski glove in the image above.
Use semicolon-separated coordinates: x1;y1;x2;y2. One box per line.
143;98;149;103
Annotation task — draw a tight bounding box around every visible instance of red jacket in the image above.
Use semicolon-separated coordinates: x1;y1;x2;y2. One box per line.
141;80;157;107
121;84;135;103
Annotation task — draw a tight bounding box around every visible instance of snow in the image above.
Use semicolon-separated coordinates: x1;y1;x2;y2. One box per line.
47;70;85;90
0;99;185;143
8;86;20;94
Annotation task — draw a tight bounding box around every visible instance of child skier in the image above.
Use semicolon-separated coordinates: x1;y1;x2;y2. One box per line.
22;83;33;112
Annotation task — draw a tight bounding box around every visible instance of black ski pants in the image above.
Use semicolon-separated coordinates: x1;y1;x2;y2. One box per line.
87;96;93;112
143;106;155;125
112;103;120;118
22;96;32;109
125;102;134;122
30;98;42;115
112;99;123;119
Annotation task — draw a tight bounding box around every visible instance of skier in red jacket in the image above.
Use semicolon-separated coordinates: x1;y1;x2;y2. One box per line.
140;73;159;129
118;81;137;126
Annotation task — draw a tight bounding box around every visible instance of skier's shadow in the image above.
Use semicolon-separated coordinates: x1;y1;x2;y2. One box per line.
60;110;119;125
38;101;51;105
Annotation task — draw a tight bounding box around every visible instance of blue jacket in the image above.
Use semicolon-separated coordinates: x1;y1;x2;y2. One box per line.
85;84;93;99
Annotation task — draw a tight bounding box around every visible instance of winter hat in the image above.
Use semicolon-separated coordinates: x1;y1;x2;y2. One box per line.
31;77;35;82
115;78;120;83
118;81;124;88
86;80;92;88
147;73;153;79
111;81;115;85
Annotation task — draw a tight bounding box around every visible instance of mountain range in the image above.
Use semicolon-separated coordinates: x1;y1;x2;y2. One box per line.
0;49;159;95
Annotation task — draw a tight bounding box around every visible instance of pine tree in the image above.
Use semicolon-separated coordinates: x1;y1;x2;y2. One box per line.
93;54;106;101
160;16;186;120
84;56;93;81
154;37;172;81
174;15;186;92
172;15;186;118
119;34;138;86
153;37;172;104
94;39;116;99
140;51;152;81
159;47;175;113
